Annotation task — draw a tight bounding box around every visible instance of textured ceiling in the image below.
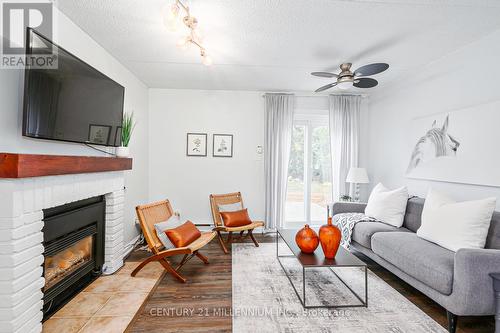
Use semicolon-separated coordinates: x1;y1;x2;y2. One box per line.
55;0;500;92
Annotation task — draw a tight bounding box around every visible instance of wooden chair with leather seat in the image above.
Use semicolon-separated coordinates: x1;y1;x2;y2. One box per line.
132;199;216;283
209;192;264;254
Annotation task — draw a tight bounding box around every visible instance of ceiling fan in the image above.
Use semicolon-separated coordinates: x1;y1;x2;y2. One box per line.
311;63;389;92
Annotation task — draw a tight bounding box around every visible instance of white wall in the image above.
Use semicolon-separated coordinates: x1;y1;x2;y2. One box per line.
0;9;149;245
148;91;371;225
367;29;500;207
148;89;265;225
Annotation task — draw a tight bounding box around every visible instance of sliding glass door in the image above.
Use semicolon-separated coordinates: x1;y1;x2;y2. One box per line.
285;115;332;226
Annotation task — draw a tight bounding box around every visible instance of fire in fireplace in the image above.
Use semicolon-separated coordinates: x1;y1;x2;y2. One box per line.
44;235;93;290
42;196;105;320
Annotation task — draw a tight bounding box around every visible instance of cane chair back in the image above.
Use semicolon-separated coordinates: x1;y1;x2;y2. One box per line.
209;192;244;227
136;200;175;254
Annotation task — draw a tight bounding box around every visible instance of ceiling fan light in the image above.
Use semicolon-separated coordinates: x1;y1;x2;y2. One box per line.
337;81;352;90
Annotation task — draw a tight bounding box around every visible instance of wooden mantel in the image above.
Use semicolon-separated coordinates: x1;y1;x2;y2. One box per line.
0;153;133;178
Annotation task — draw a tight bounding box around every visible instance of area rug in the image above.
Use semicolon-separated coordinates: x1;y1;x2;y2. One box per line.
232;243;447;333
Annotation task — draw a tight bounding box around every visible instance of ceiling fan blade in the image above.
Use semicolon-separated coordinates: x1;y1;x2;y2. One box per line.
315;82;337;92
353;78;378;88
354;63;389;77
311;72;338;78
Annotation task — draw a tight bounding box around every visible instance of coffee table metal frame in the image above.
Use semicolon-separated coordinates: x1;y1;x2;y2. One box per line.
276;229;368;309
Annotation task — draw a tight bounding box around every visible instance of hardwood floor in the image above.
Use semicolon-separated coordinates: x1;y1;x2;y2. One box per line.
126;234;494;333
126;237;234;333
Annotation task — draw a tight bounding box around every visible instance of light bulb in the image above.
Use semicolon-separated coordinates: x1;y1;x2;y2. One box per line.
176;37;190;50
337;81;352;90
163;3;180;31
169;3;180;19
202;54;213;66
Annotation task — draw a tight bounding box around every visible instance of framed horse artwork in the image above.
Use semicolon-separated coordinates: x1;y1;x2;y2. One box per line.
407;115;460;173
406;100;500;187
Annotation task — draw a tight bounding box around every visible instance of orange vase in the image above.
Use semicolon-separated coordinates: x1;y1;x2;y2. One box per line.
295;225;319;254
319;217;341;259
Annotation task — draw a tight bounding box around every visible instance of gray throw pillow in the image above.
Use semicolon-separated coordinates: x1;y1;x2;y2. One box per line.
154;215;182;249
218;202;243;212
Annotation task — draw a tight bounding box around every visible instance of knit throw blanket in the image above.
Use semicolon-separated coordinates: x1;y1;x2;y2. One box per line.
332;213;378;250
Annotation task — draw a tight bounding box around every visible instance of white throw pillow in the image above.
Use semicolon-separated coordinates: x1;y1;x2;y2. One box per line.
154;215;182;249
365;183;408;227
417;189;496;252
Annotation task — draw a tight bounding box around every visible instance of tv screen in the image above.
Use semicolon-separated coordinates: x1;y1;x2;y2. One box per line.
23;29;124;147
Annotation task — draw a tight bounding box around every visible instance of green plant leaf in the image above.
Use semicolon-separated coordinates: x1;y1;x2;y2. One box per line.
121;111;136;147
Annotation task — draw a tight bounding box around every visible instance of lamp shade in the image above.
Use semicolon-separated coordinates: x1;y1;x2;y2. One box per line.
346;167;370;184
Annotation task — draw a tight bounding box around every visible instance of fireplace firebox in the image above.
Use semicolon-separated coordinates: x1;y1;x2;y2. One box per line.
42;196;105;320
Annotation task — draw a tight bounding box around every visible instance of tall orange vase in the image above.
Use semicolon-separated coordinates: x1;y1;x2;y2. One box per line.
319;217;341;259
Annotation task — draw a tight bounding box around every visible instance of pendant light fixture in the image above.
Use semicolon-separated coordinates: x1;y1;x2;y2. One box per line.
163;0;212;66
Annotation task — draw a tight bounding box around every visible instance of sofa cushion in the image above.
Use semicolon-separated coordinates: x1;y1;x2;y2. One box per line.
352;222;410;249
371;232;455;295
403;197;424;232
486;211;500;249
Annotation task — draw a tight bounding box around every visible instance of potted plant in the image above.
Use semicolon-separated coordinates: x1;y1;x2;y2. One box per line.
116;112;136;157
340;194;353;202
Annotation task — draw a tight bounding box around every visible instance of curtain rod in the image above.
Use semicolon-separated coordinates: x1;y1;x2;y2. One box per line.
261;93;368;98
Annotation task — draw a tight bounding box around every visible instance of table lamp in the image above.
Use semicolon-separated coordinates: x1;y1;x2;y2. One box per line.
346;167;370;202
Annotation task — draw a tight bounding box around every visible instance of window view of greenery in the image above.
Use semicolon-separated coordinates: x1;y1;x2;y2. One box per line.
286;123;332;224
286;125;305;222
310;126;332;221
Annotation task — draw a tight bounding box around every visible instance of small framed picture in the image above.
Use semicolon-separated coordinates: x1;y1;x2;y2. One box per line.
114;126;122;146
88;124;111;145
213;134;233;157
187;133;207;156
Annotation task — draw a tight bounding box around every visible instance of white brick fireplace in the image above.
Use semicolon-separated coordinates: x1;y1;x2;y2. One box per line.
0;171;127;333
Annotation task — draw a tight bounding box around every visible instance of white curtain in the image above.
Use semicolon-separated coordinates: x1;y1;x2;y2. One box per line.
329;95;361;201
264;93;294;230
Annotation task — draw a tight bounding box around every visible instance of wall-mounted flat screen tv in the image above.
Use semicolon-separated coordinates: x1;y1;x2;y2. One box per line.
23;28;124;147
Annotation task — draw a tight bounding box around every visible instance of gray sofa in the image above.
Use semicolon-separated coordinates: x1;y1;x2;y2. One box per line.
332;197;500;333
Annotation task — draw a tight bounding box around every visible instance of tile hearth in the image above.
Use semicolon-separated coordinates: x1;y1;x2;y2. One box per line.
43;261;164;333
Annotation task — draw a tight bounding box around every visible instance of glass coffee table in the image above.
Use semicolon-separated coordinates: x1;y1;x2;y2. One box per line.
276;228;368;309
